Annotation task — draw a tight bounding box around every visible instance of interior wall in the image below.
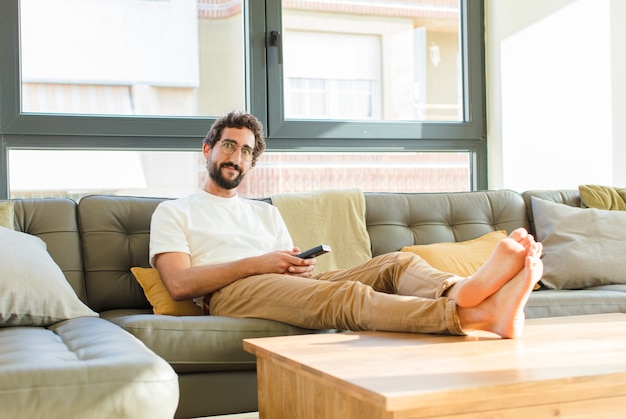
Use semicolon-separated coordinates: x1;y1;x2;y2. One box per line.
486;0;626;192
611;0;626;184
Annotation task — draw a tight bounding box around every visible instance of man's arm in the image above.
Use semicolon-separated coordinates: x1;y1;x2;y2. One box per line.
154;249;316;301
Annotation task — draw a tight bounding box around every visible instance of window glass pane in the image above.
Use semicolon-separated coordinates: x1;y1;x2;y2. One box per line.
19;0;245;117
242;152;471;197
281;0;462;122
9;149;470;200
9;150;205;199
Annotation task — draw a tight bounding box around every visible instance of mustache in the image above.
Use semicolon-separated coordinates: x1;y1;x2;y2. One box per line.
220;162;243;172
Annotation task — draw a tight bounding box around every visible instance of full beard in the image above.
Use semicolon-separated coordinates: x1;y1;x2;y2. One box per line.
208;161;246;190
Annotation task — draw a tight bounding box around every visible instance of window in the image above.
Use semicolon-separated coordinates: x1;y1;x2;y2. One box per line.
0;0;485;199
280;2;462;122
19;0;246;117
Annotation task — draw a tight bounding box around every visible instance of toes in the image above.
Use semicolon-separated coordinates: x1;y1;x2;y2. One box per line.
508;228;528;241
527;242;543;259
516;233;539;254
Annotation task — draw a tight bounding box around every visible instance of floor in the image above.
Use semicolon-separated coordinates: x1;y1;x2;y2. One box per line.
204;413;258;419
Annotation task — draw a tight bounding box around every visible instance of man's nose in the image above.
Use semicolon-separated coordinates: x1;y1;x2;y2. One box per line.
230;147;245;162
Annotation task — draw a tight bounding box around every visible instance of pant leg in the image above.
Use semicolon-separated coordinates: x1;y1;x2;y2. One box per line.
208;272;464;335
315;252;463;299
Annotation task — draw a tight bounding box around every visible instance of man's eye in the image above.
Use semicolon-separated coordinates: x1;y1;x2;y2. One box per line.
242;148;253;157
224;142;234;149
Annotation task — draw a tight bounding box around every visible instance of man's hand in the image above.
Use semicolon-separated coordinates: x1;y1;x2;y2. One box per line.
258;248;317;278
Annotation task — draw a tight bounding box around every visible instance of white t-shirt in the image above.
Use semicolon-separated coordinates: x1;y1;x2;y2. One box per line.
149;189;294;269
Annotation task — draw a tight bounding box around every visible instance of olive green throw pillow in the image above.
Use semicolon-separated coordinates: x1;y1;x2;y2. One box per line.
531;197;626;289
0;201;14;230
579;184;626;210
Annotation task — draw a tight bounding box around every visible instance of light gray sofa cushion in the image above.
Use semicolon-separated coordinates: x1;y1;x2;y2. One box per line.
0;316;178;419
525;289;626;319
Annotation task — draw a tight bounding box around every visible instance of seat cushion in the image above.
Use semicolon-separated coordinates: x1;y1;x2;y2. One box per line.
0;316;178;419
102;309;328;373
525;289;626;319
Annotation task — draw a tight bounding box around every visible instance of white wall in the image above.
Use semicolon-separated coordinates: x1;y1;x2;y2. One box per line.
486;0;626;192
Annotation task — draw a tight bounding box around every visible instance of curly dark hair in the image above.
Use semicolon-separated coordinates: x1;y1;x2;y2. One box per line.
203;111;266;162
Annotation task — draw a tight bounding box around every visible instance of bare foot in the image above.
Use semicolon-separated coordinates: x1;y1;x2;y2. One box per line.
457;247;543;339
446;228;537;307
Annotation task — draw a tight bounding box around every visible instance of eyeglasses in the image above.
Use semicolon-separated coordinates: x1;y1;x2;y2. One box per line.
219;140;255;162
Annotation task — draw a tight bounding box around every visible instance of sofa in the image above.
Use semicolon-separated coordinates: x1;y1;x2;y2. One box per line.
2;188;626;418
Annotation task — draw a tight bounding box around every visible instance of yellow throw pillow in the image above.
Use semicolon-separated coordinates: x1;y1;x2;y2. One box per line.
579;184;626;210
401;230;508;277
0;201;15;230
130;267;204;316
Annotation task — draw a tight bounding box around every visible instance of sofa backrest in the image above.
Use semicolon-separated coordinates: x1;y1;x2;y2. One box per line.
78;195;166;312
6;189;557;313
10;198;87;303
78;190;532;311
364;190;529;256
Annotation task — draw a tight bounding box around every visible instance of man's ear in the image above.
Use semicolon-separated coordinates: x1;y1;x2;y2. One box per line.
251;160;257;167
202;142;211;159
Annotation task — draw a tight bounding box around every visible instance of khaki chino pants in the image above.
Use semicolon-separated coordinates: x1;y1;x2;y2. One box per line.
208;252;465;335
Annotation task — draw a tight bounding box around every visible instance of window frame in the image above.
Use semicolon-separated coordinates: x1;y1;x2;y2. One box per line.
0;0;486;198
265;0;485;142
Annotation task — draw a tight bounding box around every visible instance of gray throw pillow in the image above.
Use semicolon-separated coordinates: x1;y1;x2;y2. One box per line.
531;197;626;289
0;227;98;326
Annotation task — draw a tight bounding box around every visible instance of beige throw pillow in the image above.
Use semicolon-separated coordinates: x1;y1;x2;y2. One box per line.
531;197;626;289
0;201;14;230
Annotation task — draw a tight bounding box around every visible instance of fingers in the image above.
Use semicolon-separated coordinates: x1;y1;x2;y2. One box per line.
287;262;315;276
285;252;316;275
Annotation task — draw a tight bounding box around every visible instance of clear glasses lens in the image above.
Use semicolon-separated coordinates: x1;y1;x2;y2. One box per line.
221;141;254;161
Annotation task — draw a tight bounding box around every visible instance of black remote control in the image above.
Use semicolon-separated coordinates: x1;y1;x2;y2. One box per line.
296;244;332;258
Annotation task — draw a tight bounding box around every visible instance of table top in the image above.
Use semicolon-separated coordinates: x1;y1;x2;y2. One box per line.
244;313;626;414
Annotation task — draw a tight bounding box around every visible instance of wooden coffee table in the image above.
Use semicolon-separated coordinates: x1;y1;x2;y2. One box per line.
243;313;626;418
